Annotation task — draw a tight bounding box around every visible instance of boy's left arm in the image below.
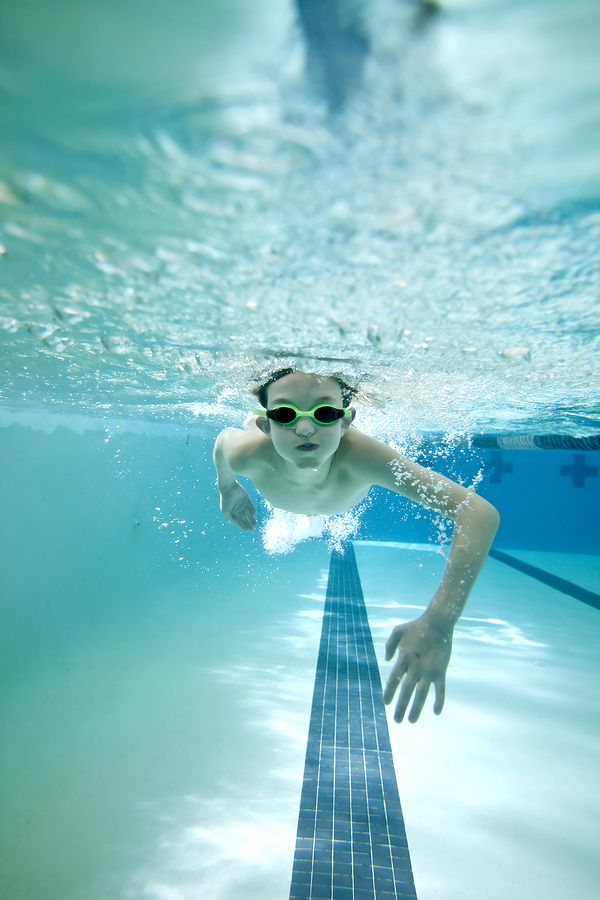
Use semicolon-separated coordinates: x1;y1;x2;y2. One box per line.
354;433;500;723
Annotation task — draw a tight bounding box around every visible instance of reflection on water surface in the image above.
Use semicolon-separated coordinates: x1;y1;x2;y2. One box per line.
0;0;599;435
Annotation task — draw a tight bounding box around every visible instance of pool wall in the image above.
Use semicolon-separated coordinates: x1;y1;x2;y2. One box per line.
359;444;600;554
2;423;597;651
0;420;270;688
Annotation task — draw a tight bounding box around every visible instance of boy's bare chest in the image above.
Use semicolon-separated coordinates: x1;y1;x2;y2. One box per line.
249;464;369;515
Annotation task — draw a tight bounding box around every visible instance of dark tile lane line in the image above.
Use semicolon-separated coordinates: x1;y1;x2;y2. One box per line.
289;544;417;900
489;549;600;611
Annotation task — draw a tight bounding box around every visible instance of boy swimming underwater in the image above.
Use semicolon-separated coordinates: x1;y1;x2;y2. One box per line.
213;368;500;724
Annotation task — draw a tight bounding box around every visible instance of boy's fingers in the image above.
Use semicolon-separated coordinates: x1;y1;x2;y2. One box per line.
238;501;255;519
433;678;446;716
227;498;257;530
391;677;445;723
383;655;409;705
382;675;399;706
407;680;431;724
385;625;406;661
235;511;255;531
393;676;418;723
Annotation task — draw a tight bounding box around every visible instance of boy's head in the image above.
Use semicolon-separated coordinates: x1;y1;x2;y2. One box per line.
253;367;357;409
252;369;357;470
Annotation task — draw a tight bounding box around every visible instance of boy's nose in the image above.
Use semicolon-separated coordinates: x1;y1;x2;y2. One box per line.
295;416;315;435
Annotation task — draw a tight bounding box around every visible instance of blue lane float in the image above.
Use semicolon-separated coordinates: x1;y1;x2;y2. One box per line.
472;434;600;451
289;543;417;900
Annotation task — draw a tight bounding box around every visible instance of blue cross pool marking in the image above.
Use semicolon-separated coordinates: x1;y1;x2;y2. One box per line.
560;453;598;488
485;451;514;484
289;544;417;900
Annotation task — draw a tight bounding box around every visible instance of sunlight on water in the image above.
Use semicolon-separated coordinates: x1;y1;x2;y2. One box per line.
0;0;598;434
118;583;326;900
131;793;298;900
456;615;547;648
356;543;600;900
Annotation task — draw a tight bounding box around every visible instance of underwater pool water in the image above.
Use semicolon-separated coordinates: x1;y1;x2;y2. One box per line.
1;419;598;900
1;0;599;898
356;543;600;900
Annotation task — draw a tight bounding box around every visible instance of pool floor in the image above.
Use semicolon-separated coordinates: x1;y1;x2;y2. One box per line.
355;543;600;900
0;542;598;899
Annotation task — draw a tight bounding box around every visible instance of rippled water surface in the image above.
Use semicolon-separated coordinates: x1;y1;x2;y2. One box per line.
1;0;599;435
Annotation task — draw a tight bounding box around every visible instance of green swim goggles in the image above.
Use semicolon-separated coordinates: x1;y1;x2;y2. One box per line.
252;402;353;427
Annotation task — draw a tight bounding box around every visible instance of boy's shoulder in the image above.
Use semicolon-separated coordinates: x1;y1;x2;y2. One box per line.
339;426;409;485
218;426;272;473
340;425;392;460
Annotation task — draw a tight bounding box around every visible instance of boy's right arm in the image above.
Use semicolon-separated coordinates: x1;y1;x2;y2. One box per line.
213;429;258;532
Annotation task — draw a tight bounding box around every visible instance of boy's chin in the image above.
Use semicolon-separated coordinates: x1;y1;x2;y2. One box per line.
297;457;319;468
293;451;333;469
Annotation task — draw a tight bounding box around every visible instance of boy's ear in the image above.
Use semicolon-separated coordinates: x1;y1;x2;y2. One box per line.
255;415;271;437
341;407;357;433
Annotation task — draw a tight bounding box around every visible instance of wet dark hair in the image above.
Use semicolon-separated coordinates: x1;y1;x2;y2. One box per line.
252;367;358;409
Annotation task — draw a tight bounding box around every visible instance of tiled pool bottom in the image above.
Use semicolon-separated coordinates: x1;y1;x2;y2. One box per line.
2;533;598;900
289;544;416;900
354;543;600;900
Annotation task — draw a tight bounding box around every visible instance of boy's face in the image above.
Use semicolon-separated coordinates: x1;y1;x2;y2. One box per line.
257;373;355;470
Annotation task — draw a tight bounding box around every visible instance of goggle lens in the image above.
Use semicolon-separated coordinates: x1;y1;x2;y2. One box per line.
270;406;297;424
260;404;348;426
313;406;340;423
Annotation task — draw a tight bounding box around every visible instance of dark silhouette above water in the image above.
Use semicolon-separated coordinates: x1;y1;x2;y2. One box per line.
296;0;370;112
411;0;441;31
296;0;441;112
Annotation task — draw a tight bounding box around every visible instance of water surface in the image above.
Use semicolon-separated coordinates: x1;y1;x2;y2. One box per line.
1;0;599;435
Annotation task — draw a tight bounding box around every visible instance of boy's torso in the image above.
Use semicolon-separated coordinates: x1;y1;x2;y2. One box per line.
231;427;371;515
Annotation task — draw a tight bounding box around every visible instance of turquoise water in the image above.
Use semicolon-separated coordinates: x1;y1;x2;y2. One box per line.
1;431;598;900
357;543;600;900
1;0;599;434
1;2;600;899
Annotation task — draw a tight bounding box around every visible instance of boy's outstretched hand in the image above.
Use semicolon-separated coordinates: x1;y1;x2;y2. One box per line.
219;481;257;531
383;611;454;724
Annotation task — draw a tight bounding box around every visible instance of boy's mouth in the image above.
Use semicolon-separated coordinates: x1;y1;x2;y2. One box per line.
296;442;318;451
